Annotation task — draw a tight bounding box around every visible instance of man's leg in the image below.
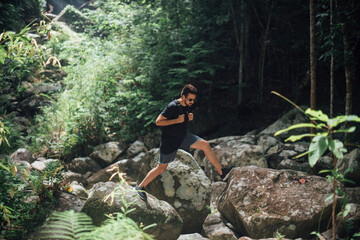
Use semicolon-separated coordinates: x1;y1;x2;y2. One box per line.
135;163;168;201
138;163;168;188
190;139;223;175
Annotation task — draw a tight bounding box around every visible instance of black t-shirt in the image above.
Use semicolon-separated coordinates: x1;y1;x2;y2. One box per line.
159;99;190;154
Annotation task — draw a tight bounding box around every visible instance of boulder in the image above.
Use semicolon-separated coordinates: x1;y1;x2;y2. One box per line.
86;159;136;188
202;136;267;181
53;192;86;212
277;159;310;173
31;159;59;171
81;182;183;240
138;149;212;233
257;134;283;153
337;149;360;186
63;171;87;186
90;142;124;167
139;130;161;149
260;107;308;140
178;233;209;240
67;157;101;174
203;212;238;240
10;148;35;163
203;182;239;240
31;161;46;171
69;181;88;198
217;166;338;239
126;140;147;157
210;182;227;208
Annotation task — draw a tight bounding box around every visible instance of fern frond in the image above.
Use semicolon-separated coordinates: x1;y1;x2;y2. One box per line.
38;210;95;239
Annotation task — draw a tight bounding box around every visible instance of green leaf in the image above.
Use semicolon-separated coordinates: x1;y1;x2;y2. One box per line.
333;126;356;133
284;133;316;142
0;47;6;64
292;151;309;159
328;139;346;159
309;135;329;167
343;204;351;217
274;123;320;136
328;115;360;128
305;108;329;122
325;194;334;203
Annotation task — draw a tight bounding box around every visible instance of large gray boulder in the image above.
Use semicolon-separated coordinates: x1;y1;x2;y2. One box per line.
203;182;238;240
177;233;209;240
10;148;35;164
200;136;267;181
67;157;101;174
259;107;308;140
203;212;238;240
217;166;338;239
138;149;212;233
337;148;360;186
90;142;125;167
126;140;147;158
82;182;183;240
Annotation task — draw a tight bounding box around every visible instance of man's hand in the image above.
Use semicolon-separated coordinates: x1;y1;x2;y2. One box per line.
188;113;194;121
177;114;185;123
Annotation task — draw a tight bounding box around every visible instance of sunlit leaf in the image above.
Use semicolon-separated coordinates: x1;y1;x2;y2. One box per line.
285;133;315;142
10;187;15;198
23;169;29;180
293;151;309;159
328;115;360;128
309;135;328;167
305;108;329;122
325;194;334;203
328;139;346;159
274;123;320;136
343;204;351;217
332;126;356;133
11;165;17;176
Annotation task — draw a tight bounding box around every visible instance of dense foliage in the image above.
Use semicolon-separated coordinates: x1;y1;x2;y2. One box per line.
1;0;359;158
0;1;359;238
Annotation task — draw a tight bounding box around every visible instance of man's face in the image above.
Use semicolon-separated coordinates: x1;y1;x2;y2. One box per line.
184;93;196;107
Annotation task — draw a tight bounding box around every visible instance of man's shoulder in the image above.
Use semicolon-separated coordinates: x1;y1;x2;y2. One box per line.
166;99;180;108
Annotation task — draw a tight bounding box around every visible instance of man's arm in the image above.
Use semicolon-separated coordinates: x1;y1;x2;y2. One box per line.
155;114;185;126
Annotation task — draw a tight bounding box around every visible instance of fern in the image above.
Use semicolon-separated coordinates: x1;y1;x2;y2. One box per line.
37;210;155;240
38;210;96;240
81;215;155;240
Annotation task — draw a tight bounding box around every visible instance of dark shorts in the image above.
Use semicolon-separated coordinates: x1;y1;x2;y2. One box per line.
159;132;201;164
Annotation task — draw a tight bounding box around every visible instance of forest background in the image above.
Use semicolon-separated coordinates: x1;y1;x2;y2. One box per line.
0;0;360;239
1;0;359;159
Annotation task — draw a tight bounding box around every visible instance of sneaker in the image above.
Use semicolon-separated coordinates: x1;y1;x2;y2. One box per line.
220;166;234;179
135;185;147;201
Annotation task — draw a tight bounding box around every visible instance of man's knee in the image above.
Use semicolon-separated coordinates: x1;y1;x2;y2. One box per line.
199;139;211;151
156;164;168;173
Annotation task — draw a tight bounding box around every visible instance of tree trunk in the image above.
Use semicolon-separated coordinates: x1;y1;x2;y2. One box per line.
309;0;316;111
330;0;334;118
253;1;272;105
343;23;354;143
309;0;317;137
343;25;353;116
231;1;245;106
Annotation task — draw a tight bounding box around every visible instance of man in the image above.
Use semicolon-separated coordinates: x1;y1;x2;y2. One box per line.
135;84;232;201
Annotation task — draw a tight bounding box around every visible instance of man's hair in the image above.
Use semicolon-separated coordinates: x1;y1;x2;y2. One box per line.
181;84;197;97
